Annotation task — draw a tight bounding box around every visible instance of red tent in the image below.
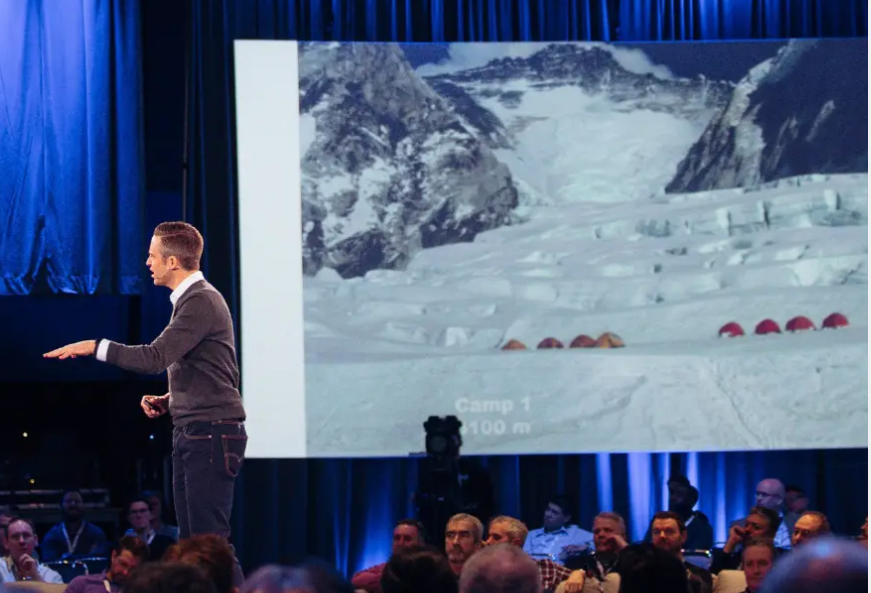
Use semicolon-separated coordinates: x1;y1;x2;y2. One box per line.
501;339;527;351
537;337;564;349
822;312;849;329
754;319;781;335
718;322;745;338
785;316;816;332
569;334;597;348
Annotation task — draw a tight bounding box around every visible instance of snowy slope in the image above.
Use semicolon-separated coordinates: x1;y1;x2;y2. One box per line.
303;173;869;456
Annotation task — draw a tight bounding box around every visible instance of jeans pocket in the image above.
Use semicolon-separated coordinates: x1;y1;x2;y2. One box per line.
184;422;213;440
222;435;247;478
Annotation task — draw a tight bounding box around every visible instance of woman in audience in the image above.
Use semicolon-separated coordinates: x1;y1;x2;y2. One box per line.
380;545;458;593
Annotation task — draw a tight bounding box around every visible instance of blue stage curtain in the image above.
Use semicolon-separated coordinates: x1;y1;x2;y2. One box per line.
230;449;867;576
181;0;869;578
0;0;145;296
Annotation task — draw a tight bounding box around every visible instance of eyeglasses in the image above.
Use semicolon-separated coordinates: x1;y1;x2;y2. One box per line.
8;533;34;542
128;509;150;515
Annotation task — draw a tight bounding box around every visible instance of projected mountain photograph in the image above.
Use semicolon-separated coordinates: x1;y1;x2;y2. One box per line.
296;39;868;457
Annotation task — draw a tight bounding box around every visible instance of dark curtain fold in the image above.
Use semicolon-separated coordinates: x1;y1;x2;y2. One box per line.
0;0;144;296
181;0;868;578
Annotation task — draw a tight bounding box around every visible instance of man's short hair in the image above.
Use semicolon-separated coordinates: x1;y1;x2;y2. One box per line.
797;511;831;534
122;562;217;593
488;516;529;545
616;543;688;593
395;518;426;540
459;543;541;593
650;511;686;533
163;534;235;593
116;534;150;560
748;506;781;537
447;514;484;543
5;517;36;536
743;537;777;560
381;544;459;593
594;511;627;536
154;222;204;271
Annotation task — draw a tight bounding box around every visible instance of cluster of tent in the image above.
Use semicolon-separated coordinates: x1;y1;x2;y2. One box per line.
718;312;850;337
501;332;625;351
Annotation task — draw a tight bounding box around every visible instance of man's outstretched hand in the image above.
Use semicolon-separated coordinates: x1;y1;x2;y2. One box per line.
43;340;97;360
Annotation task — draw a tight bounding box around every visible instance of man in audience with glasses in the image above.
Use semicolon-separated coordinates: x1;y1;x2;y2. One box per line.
0;518;63;584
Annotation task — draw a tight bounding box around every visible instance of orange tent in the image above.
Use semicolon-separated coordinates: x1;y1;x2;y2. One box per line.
822;312;849;329
595;332;625;348
785;316;816;332
569;334;597;348
754;319;781;335
501;339;527;351
718;322;745;338
537;337;564;349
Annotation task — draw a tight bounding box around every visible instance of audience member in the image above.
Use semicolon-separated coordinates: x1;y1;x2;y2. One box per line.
648;511;713;593
790;511;830;548
445;514;485;576
757;537;867;593
351;519;426;592
123;498;176;560
486;516;574;591
164;534;237;593
0;507;12;556
521;495;593;565
459;543;542;593
569;512;628;582
294;558;355;593
119;561;217;593
239;565;314;593
0;518;63;583
41;489;109;560
783;485;809;537
858;516;868;547
744;479;791;549
742;538;776;593
65;535;149;593
142;491;180;542
643;476;714;551
614;543;688;593
711;506;784;574
380;544;458;593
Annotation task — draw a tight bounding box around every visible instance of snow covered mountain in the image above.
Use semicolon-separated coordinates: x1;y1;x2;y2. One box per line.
298;43;518;278
666;40;868;193
421;43;734;206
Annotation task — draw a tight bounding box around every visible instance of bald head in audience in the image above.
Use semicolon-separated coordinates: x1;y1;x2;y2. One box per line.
459;544;542;593
758;537;867;593
754;479;786;511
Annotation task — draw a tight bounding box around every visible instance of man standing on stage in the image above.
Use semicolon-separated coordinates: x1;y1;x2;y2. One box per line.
44;222;247;577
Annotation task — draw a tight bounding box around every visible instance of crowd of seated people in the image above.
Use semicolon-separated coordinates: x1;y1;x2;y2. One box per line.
0;475;866;593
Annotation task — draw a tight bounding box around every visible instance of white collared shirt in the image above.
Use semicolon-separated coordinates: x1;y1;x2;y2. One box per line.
0;557;64;584
170;271;205;305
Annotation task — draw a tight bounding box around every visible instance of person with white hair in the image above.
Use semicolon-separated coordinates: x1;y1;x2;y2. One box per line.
459;544;542;593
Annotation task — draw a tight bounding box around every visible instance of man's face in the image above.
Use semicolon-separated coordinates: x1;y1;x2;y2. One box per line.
543;503;570;530
792;515;824;547
392;524;421;554
62;491;84;521
110;549;142;584
668;483;689;509
745;513;772;540
754;480;783;510
592;518;622;553
650;518;685;556
0;513;11;555
485;521;522;547
784;490;808;514
861;517;868;540
127;501;152;531
743;545;774;591
6;520;37;561
147;236;172;287
445;520;481;571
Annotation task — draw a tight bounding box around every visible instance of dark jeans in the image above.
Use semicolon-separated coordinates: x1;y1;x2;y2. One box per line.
173;420;247;582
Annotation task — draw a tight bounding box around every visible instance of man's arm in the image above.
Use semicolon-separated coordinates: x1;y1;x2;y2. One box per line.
350;563;385;592
97;293;213;374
